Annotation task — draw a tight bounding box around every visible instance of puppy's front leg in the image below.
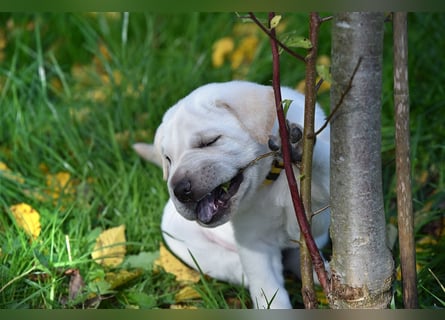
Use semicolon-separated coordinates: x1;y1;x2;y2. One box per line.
237;244;292;309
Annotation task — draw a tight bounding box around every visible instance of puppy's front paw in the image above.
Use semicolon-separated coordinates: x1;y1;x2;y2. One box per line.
268;120;303;163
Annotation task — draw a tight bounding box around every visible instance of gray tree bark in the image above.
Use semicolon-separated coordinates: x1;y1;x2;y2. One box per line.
329;12;395;308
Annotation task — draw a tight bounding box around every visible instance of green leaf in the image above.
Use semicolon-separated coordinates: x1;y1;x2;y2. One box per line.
282;99;293;117
87;227;103;244
122;251;159;270
270;15;282;29
220;181;231;193
281;33;312;49
316;64;332;83
89;279;114;296
125;291;157;309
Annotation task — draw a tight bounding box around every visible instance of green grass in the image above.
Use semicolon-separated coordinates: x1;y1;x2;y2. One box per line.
0;12;444;309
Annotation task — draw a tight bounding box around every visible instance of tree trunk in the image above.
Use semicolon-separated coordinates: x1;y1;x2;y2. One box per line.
393;12;418;308
329;12;395;308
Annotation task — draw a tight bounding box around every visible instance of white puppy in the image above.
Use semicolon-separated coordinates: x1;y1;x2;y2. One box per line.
134;81;330;309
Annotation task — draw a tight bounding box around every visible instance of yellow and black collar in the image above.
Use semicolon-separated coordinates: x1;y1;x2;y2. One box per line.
263;159;285;185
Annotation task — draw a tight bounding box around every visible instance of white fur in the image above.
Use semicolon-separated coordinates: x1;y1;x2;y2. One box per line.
134;81;330;308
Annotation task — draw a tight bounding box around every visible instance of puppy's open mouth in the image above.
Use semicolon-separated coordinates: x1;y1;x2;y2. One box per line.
196;172;244;224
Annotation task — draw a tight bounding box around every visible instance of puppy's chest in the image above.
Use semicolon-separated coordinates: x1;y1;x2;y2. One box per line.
239;186;300;248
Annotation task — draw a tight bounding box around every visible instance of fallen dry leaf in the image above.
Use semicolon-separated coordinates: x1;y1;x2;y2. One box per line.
22;170;77;205
10;203;41;240
65;268;86;300
212;37;234;68
174;286;201;302
104;269;143;289
45;171;76;202
92;225;126;267
154;243;200;283
230;35;259;70
155;244;203;305
0;161;8;171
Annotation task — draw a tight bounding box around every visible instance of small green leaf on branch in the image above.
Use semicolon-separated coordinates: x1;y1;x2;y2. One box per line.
270;15;282;29
281;33;312;49
316;64;332;83
282;99;293;117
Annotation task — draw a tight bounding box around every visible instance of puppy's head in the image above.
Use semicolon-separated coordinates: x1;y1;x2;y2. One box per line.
152;81;276;227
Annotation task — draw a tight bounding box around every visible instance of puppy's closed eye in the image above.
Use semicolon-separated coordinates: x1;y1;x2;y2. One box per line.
198;135;221;148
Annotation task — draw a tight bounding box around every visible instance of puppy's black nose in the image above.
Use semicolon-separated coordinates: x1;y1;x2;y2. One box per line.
173;178;193;203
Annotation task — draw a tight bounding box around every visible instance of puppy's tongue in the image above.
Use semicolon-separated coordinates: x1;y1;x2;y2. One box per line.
196;188;226;224
196;194;218;224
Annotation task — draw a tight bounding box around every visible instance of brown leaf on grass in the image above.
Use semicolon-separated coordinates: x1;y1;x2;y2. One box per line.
10;203;41;240
92;225;126;267
154;243;200;283
65;268;86;300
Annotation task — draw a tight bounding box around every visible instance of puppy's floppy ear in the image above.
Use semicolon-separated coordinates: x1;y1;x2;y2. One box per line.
214;81;276;144
133;124;170;180
133;143;162;167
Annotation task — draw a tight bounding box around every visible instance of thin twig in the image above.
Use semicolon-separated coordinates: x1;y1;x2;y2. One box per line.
241;151;277;172
248;12;306;62
314;57;362;137
299;12;321;309
267;11;331;304
312;204;330;217
320;16;333;23
315;78;324;92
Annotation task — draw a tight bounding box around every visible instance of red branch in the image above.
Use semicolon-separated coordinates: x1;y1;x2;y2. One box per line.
266;12;330;298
